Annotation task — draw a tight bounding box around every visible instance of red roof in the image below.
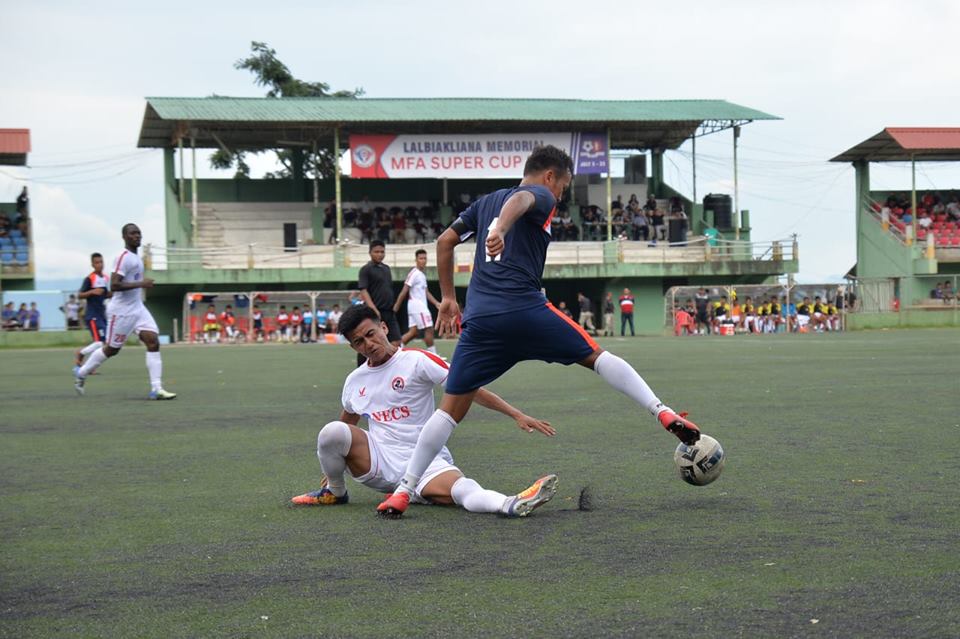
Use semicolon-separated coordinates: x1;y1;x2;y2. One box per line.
885;127;960;151
0;129;30;155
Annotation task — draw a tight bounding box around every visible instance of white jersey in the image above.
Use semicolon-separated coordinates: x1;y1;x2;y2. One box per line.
107;249;145;314
341;348;449;447
404;268;429;313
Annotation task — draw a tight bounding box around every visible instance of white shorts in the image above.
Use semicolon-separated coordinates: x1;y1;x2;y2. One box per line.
797;315;810;327
407;305;433;331
106;306;159;348
350;433;458;504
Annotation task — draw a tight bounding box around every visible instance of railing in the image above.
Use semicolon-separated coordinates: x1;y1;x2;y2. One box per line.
144;236;797;272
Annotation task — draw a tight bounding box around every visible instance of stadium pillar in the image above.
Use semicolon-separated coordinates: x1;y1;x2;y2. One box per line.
178;137;184;207
910;153;917;246
733;125;741;240
334;127;343;244
691;133;697;203
191;136;198;248
442;178;448;206
606;128;612;241
312;141;319;207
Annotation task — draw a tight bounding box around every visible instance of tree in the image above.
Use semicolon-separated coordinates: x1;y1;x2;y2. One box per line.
210;42;364;179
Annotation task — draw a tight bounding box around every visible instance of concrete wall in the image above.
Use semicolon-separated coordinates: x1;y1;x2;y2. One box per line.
0;330;89;348
846;309;960;330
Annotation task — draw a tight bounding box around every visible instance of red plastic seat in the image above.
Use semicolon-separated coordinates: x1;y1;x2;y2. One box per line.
952;237;960;246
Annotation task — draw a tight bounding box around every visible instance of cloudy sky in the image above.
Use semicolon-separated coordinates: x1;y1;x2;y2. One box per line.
2;0;958;285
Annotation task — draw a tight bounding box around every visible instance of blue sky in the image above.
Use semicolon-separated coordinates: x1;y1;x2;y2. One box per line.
2;0;959;284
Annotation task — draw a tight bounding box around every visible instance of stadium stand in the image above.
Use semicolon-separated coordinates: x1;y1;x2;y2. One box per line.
870;192;960;248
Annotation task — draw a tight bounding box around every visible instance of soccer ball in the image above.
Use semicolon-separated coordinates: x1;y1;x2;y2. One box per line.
674;434;725;486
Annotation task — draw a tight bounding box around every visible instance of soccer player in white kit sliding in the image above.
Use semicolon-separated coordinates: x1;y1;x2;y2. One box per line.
393;248;440;353
74;223;176;400
291;304;558;517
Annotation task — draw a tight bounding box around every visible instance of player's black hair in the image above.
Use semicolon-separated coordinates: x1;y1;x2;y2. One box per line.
90;252;102;260
523;145;573;176
369;239;385;251
415;248;427;257
338;304;380;338
121;223;138;236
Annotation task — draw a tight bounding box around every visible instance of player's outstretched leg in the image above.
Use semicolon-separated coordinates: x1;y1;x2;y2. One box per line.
75;346;111;395
292;421;352;505
591;351;700;444
501;474;559;517
449;474;557;517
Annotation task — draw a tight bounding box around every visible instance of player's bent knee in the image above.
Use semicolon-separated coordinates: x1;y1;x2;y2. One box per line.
450;476;480;506
317;421;352;457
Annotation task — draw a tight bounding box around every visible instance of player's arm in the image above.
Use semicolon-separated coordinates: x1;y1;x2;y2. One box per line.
426;289;441;308
393;284;410;313
110;272;153;291
77;278;102;300
339;409;361;426
485;191;536;257
434;228;461;336
473;387;556;436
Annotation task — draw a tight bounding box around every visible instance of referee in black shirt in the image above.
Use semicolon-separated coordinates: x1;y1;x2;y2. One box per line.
356;240;402;365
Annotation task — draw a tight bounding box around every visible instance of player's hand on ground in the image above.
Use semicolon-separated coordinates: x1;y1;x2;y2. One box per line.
485;228;504;257
435;299;461;337
515;414;555;437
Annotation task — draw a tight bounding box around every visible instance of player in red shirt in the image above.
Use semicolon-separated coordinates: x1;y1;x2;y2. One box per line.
202;304;220;343
619;288;635;336
276;305;290;342
219;304;238;342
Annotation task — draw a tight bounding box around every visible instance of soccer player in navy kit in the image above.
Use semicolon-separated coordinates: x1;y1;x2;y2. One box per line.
74;252;111;371
378;146;703;517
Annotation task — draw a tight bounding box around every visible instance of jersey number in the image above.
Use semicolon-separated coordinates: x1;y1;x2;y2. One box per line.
485;218;502;262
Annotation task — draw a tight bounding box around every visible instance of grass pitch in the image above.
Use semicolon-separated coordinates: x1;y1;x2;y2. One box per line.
2;329;959;638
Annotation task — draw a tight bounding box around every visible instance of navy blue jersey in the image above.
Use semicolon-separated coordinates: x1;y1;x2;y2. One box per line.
80;272;110;320
456;184;557;321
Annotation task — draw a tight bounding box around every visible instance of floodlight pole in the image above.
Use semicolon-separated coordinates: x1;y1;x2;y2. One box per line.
606;127;613;241
334;127;343;243
911;153;917;246
312;140;319;207
733;125;741;240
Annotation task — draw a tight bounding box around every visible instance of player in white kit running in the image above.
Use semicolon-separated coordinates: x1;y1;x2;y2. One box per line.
393;249;440;353
291;305;558;517
74;223;176;400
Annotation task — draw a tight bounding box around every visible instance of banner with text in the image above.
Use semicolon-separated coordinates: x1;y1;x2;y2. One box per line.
350;132;608;178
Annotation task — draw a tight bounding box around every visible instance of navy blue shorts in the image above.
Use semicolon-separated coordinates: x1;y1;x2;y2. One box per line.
86;316;106;342
445;303;599;395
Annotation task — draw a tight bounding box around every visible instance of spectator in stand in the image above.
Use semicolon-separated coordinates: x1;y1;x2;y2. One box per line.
918;212;933;230
391;209;407;244
0;211;10;237
645;195;664;243
276;305;291;342
694;288;710;335
619;288;635;336
301;306;314;341
557;300;573;318
16;187;28;217
315;304;330;334
291;306;303;342
630;202;648;241
25;302;40;331
670;199;689;243
220;304;239;342
324;200;337;244
611;208;627;239
602;292;615;337
2;301;18;329
612;195;623;212
628;193;640;209
930;283;943;300
203;304;220;343
580;206;598;241
61;294;81;329
328;303;342;334
359;196;372;219
376;211;392;243
946;197;960;222
943;280;956;301
576;292;596;335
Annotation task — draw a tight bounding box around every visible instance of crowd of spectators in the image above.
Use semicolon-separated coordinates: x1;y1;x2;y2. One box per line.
323;192;693;245
873;192;960;247
672;288;852;336
929;280;957;303
1;300;40;331
0;187;30;239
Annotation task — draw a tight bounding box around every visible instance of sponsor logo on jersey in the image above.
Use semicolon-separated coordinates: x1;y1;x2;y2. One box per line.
391;376;405;391
358;387;366;397
370;406;411;423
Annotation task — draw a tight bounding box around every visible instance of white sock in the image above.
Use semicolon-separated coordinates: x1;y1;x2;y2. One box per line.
427;345;437;354
77;348;108;378
80;341;103;356
146;351;163;391
397;409;457;495
317;421;352;497
451;477;509;514
594;351;667;417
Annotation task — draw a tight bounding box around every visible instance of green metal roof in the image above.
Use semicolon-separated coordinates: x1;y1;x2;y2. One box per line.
138;97;779;150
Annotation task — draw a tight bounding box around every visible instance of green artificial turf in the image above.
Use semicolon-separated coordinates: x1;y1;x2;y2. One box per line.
2;330;959;638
